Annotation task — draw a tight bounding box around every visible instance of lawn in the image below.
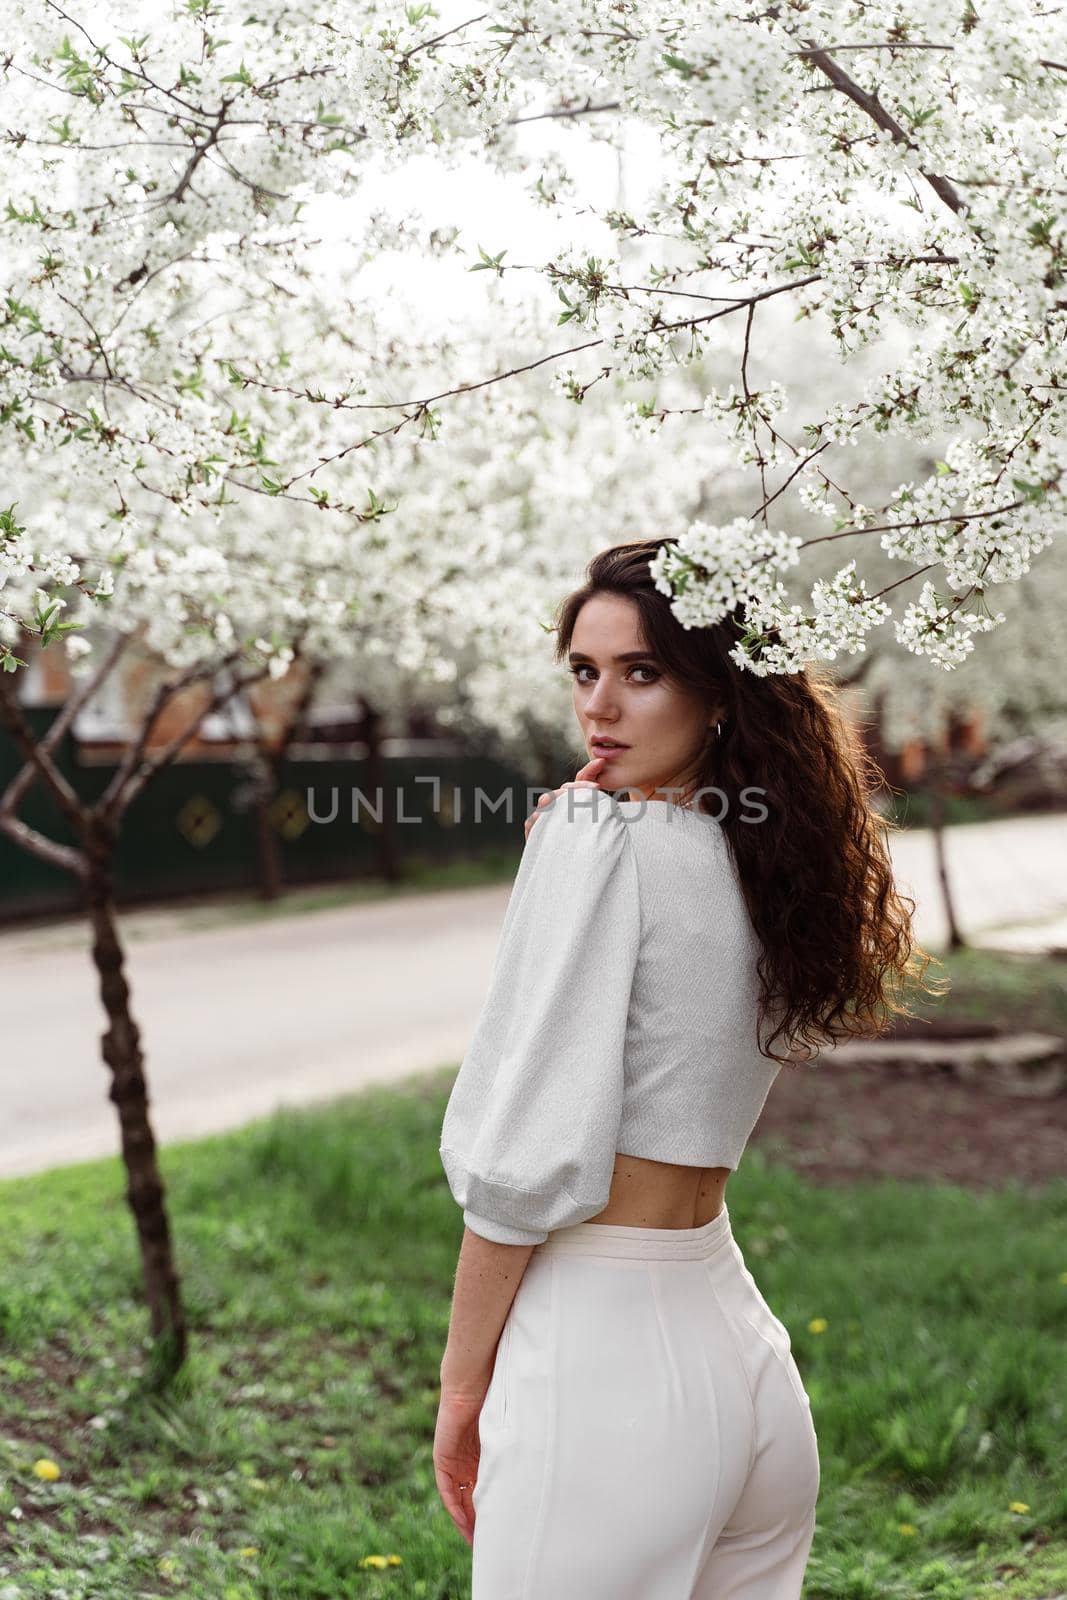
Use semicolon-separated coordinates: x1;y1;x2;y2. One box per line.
0;1073;1065;1599
892;946;1067;1040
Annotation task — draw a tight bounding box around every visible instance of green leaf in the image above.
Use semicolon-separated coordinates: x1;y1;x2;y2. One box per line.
470;244;507;276
662;52;694;78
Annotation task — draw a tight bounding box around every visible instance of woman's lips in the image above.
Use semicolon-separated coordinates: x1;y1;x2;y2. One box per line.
591;742;630;760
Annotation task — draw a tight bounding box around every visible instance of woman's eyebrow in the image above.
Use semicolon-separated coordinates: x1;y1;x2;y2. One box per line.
568;650;658;664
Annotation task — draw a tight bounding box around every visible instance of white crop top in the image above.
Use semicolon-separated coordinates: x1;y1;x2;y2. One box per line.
438;788;783;1245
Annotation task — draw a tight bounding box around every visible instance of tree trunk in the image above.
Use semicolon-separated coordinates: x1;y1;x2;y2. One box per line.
83;823;187;1381
252;762;284;903
248;655;324;901
532;735;560;794
364;699;401;882
928;779;966;951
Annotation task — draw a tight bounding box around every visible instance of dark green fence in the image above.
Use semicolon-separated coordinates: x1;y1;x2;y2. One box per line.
0;711;534;922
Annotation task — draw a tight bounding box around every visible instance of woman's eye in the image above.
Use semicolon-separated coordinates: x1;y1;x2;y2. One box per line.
568;665;659;684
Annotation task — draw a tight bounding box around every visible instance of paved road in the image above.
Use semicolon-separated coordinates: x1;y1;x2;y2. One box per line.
1;812;1065;1177
889;811;1067;950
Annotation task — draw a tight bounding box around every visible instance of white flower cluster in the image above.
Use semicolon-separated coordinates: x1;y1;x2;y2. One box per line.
621;399;661;435
651;539;893;676
810;561;892;656
2;0;1065;693
649;518;802;629
895;582;1007;670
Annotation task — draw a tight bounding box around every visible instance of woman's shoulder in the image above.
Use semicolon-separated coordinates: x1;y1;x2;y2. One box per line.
610;798;729;857
517;791;638;906
526;789;741;880
528;788;633;850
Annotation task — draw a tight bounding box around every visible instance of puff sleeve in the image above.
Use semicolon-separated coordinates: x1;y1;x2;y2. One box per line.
439;789;641;1244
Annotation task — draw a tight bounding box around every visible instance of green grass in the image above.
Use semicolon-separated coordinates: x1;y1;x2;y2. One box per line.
902;947;1067;1039
883;792;1066;830
0;1072;1065;1599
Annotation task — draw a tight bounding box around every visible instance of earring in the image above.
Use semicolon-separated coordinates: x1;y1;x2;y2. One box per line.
716;722;721;737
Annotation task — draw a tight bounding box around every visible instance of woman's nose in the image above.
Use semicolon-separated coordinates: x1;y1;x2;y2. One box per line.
584;680;617;714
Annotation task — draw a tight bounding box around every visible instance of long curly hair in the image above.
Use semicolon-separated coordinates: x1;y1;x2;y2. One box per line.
552;537;946;1066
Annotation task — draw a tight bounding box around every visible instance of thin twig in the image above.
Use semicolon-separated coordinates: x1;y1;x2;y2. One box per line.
399;13;488;64
802;496;1026;551
789;41;953;56
507;98;621;125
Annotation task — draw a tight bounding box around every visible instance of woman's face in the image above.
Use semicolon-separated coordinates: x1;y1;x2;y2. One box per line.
568;593;719;803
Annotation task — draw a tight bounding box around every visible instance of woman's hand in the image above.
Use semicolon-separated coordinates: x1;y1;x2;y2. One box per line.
523;754;609;843
433;1385;488;1548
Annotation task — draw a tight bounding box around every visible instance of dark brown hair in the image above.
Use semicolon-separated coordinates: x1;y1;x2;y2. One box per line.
552;537;946;1066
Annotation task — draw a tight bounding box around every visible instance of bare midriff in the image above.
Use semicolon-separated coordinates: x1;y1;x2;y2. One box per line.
584;1152;731;1229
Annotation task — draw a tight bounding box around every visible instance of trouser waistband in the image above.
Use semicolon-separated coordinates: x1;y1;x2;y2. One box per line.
535;1202;733;1261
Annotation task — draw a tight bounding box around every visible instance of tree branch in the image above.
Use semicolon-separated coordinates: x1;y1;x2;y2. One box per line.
168;107;228;205
800;44;966;217
0;631;130;819
0;807;87;879
99;659;274;821
0;672;87;833
91;652;243;825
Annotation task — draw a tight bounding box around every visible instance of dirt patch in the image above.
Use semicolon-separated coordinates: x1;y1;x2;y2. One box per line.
752;1053;1067;1190
751;1049;1067;1190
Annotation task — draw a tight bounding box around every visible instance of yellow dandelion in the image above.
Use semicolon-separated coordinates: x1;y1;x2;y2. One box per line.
898;1523;918;1536
249;1477;269;1492
1009;1501;1030;1514
238;1546;259;1558
807;1318;828;1335
32;1458;61;1481
360;1555;389;1569
1059;1271;1067;1285
157;1556;180;1579
386;1554;403;1566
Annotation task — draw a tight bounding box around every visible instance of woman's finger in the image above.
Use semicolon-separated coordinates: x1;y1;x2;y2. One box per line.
523;761;609;841
434;1460;475;1546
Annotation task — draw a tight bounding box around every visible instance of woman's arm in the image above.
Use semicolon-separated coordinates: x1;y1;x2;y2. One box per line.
434;1229;536;1546
440;1226;536;1396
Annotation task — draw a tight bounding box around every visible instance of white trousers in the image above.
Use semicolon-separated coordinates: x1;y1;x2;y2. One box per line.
471;1203;820;1599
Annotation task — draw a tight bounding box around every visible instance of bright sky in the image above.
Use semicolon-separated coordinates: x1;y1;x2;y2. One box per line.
303;123;651;328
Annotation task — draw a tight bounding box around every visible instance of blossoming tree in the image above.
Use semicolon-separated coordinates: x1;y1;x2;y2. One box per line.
5;1;1065;681
0;0;448;1374
3;0;1064;1374
445;1;1066;676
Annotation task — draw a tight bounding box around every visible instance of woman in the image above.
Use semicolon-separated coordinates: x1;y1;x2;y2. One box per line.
433;537;938;1599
